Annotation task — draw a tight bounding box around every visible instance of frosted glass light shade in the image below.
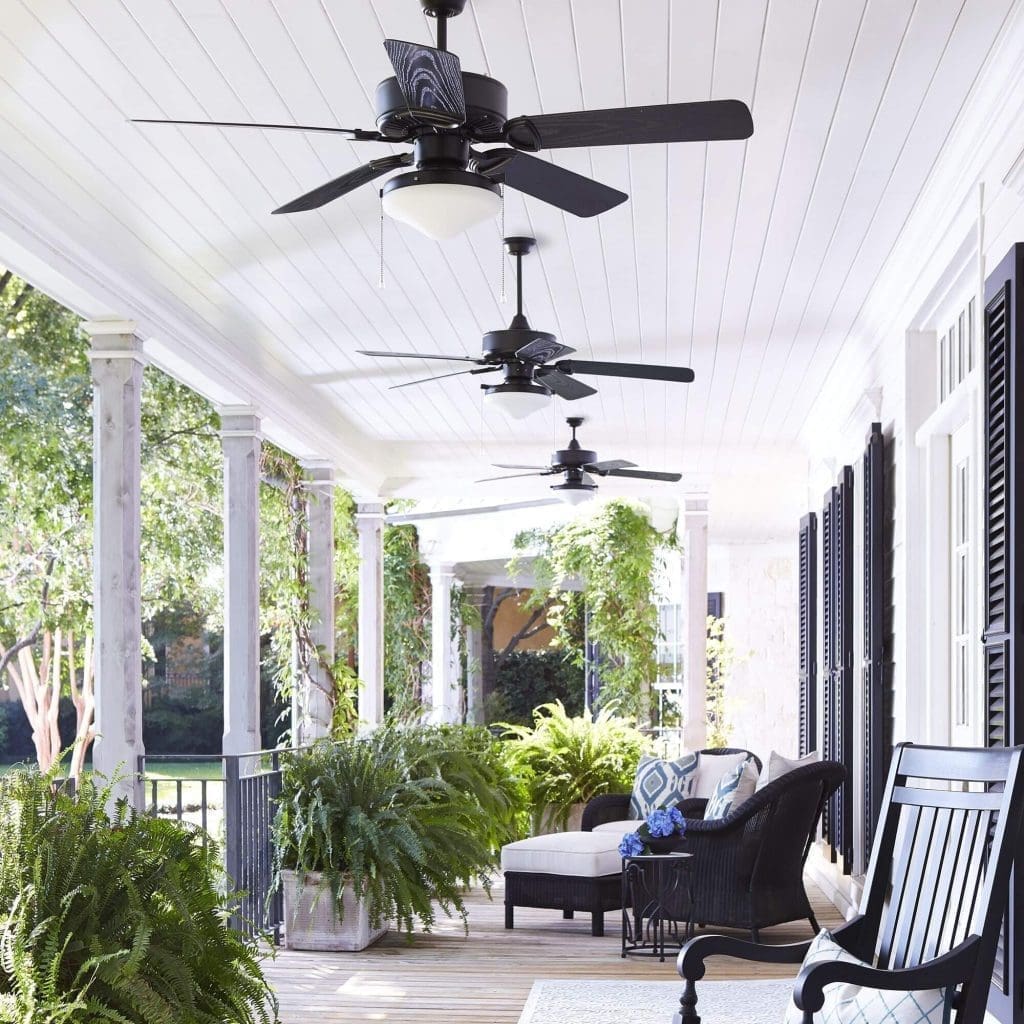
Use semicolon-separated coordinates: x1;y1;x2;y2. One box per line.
381;180;501;240
553;485;596;506
485;387;550;420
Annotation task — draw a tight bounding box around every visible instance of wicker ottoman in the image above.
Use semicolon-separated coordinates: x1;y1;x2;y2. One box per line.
501;831;623;937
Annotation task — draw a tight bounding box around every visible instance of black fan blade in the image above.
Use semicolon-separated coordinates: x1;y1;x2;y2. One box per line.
606;468;682;482
483;149;627;217
131;118;382;140
357;349;482;363
585;459;637;473
505;100;753;151
515;336;575;363
384;39;466;127
390;366;500;390
475;471;545;483
555;359;695;383
536;369;597;400
273;154;412;214
492;463;551;470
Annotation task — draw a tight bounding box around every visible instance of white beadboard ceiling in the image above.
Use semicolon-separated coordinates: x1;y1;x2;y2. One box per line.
0;0;1020;526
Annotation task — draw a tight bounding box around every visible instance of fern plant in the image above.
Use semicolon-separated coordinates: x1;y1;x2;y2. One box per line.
501;700;649;831
272;726;526;938
0;763;277;1023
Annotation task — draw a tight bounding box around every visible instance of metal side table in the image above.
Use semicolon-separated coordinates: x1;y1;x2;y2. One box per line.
621;852;695;962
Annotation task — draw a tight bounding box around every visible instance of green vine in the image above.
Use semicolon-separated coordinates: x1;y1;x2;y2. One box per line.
510;499;671;725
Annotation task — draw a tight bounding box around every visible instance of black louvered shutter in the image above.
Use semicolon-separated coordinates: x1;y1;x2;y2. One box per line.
862;423;889;860
983;245;1024;1024
798;514;818;758
822;468;854;874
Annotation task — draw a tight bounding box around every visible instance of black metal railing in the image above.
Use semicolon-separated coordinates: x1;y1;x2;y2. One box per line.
138;748;306;942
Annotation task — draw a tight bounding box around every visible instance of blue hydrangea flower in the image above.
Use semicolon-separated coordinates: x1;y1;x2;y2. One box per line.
646;808;675;838
619;832;645;857
668;805;686;833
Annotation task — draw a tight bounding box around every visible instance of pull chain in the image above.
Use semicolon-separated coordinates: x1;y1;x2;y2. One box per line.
499;185;507;303
378;190;385;289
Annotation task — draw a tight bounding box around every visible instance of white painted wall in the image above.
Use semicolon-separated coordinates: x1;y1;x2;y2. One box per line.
707;540;798;761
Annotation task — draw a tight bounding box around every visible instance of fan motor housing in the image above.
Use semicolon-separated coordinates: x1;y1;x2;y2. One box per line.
554;447;597;468
374;72;508;141
482;328;558;361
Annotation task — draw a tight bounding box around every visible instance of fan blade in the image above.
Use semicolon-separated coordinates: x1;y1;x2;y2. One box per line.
386;499;562;523
515;336;575;363
357;349;482;363
536;369;598;400
484;149;627;217
130;118;382;140
384;39;466;127
606;468;682;482
505;100;753;151
556;359;695;383
390;366;500;389
273;155;412;214
585;459;637;473
492;463;551;470
475;471;545;483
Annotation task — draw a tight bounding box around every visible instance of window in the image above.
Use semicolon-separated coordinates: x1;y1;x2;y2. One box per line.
950;422;975;743
938;297;978;401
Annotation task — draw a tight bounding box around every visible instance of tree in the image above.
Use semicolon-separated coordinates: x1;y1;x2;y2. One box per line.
478;586;552;702
0;269;222;779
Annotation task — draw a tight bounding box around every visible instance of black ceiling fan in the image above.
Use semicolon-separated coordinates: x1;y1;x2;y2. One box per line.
131;0;752;235
357;236;694;414
477;417;682;502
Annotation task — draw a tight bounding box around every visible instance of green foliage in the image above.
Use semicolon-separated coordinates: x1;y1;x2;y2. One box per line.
706;615;743;748
485;649;584;726
500;701;649;832
512;499;668;721
272;726;525;937
381;524;431;716
0;764;277;1023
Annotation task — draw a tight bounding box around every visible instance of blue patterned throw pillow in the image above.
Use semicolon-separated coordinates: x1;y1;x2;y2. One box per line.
703;757;758;819
783;930;952;1024
629;753;698;818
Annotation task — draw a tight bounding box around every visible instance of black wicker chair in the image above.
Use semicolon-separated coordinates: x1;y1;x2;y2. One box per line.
673;760;846;941
581;747;762;832
676;744;1024;1024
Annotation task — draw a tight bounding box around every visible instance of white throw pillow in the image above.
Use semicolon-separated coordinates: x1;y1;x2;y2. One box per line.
756;749;822;791
783;930;952;1024
704;757;759;819
629;752;698;818
692;751;752;799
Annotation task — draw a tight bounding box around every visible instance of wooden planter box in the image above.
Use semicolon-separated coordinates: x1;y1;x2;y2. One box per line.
280;870;388;951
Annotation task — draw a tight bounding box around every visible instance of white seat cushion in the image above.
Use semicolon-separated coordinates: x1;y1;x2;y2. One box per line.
591;818;641;835
501;831;622;877
692;751;752;799
783;930;952;1024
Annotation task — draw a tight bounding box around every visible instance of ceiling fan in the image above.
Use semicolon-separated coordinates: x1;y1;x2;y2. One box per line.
477;416;682;505
358;236;694;418
131;0;753;239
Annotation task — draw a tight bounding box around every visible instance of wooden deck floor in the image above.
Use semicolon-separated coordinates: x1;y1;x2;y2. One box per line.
264;876;842;1023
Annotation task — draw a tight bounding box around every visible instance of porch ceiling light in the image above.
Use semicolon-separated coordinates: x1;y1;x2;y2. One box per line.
551;480;597;506
381;170;501;241
483;380;550;420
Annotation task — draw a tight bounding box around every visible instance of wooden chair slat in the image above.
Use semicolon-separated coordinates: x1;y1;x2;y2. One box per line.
891;786;1004;811
898;745;1016;783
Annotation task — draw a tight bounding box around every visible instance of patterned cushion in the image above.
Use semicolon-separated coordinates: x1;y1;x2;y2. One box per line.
704;757;758;819
783;930;952;1024
628;753;698;818
756;749;821;791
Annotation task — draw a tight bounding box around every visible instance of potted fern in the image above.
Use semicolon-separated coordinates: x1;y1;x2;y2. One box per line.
272;726;525;951
501;701;648;833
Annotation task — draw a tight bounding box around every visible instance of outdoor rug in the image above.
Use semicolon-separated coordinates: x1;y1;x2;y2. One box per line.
517;977;794;1024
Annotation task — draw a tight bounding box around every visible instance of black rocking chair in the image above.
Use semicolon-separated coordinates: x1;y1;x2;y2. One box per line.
675;743;1024;1024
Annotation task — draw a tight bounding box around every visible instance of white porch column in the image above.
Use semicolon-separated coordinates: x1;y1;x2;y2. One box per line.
219;408;262;760
356;502;385;727
682;496;710;751
295;463;335;743
463;585;486;725
430;562;460;723
86;321;144;809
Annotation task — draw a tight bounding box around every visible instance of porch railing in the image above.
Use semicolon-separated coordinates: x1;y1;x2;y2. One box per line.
138;749;303;943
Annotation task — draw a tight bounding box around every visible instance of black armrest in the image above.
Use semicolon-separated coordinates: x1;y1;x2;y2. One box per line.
679;797;707;819
793;937;981;1015
581;793;631;831
678;933;812;982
